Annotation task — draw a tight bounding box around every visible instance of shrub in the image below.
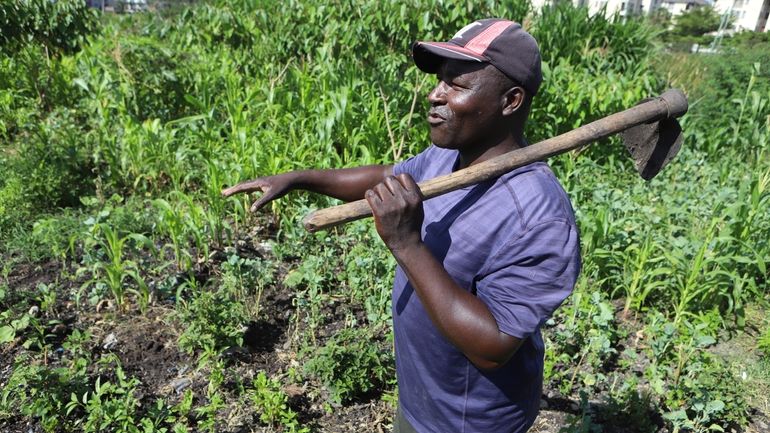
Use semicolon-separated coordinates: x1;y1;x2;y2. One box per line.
177;282;249;354
249;372;308;433
304;327;394;404
0;0;98;55
0;110;95;239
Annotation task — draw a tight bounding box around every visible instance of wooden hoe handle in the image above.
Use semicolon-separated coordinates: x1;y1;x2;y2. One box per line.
303;89;688;232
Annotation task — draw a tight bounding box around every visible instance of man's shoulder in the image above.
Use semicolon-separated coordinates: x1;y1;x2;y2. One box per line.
498;162;575;231
393;145;458;182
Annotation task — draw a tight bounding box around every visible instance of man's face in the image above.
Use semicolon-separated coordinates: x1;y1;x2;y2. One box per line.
427;60;506;151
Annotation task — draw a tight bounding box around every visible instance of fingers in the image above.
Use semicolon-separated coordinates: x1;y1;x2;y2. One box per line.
221;179;267;197
366;175;422;210
365;175;424;251
372;175;421;199
220;178;274;213
382;176;402;197
364;188;381;208
396;173;421;197
250;192;275;213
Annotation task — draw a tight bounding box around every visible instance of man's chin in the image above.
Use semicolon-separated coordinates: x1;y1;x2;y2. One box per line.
429;133;454;149
431;141;459;150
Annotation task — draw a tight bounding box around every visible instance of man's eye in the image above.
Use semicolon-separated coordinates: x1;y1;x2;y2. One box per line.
437;77;465;89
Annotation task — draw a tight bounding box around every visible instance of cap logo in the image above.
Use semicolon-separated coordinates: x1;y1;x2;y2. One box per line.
453;22;481;39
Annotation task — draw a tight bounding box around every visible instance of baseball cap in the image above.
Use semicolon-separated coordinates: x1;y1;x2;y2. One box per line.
412;18;543;96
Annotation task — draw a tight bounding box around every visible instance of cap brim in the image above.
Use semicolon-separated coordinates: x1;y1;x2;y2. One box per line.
412;41;487;73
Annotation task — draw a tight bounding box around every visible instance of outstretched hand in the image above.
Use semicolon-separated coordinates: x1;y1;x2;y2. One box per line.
221;173;296;212
365;174;424;251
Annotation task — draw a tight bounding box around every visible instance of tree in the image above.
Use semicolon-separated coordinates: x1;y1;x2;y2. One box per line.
671;5;721;38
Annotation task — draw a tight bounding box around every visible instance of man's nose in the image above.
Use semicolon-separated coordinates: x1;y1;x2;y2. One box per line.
427;81;447;105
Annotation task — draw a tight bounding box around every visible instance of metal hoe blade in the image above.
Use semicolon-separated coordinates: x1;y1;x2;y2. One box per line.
621;116;683;181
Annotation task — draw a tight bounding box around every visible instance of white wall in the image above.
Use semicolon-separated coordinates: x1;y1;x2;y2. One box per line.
532;0;690;18
713;0;770;30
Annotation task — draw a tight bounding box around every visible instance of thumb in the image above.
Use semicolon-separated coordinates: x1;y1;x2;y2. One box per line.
250;190;275;213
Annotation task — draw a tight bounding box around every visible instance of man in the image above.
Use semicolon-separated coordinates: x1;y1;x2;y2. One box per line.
223;19;580;433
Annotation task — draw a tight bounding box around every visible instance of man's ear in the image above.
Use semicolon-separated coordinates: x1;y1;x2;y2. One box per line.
501;86;526;117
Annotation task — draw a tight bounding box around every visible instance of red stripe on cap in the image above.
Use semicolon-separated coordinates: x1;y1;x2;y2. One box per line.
464;21;514;56
419;42;486;61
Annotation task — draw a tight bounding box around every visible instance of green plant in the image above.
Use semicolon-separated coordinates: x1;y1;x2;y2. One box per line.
605;234;669;318
0;305;55;353
283;232;345;339
0;350;91;432
250;372;309;433
0;0;98;55
663;352;749;433
0;111;95;239
662;218;733;327
339;225;396;325
153;197;193;271
670;6;721;40
78;223;153;311
153;192;222;272
304;326;394;405
544;288;620;394
0;312;29;345
190;359;226;433
638;313;750;431
758;326;770;358
66;355;142;433
600;383;658;433
220;252;274;319
177;282;249;354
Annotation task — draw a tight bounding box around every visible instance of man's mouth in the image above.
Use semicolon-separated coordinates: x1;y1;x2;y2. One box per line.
428;111;445;126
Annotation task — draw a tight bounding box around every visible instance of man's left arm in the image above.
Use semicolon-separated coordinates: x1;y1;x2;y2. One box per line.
365;174;522;370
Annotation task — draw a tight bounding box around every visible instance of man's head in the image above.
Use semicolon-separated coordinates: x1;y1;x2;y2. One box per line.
412;19;542;98
413;19;542;152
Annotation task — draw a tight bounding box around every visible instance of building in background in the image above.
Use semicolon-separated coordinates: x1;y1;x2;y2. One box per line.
86;0;148;13
532;0;770;31
713;0;770;31
531;0;678;17
577;0;645;17
659;0;709;16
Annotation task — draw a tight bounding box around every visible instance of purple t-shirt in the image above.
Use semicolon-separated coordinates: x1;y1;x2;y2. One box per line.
392;145;580;433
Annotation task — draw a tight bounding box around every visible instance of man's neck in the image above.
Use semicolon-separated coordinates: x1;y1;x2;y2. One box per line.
456;133;527;170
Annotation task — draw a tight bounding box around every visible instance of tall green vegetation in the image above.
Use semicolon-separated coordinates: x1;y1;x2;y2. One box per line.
0;1;98;240
1;1;768;431
0;0;98;55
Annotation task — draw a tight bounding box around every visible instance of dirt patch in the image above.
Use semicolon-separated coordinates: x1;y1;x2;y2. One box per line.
95;306;192;402
530;409;571;433
4;259;62;292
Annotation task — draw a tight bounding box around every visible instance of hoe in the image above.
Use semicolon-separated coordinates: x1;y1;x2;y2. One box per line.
303;88;688;232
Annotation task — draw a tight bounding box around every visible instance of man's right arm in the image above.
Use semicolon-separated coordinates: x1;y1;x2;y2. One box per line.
221;165;394;212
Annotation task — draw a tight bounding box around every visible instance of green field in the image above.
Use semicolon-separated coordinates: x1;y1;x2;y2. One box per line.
1;1;769;432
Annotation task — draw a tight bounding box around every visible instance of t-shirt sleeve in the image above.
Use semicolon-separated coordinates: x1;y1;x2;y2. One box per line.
475;219;581;339
392;145;434;182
